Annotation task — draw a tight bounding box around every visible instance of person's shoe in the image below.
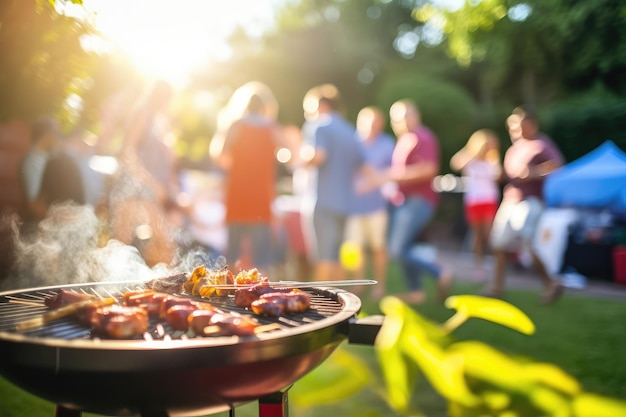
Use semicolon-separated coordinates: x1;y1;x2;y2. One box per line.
436;269;454;303
540;281;565;305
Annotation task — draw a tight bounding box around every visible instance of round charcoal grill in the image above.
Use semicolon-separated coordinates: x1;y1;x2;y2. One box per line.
0;281;382;417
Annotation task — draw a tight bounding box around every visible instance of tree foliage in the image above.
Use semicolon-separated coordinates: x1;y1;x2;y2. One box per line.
412;0;626;109
0;0;95;126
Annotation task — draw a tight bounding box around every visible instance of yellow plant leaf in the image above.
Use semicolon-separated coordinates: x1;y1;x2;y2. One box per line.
444;295;535;335
399;322;480;407
448;341;530;393
375;297;419;411
523;363;581;396
572;393;626;417
528;386;571;417
481;390;511;411
376;337;417;412
379;296;449;344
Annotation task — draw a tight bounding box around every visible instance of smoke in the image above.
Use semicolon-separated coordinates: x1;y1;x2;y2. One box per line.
0;203;223;291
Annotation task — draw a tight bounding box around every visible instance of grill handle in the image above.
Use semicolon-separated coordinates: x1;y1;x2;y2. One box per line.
347;315;385;345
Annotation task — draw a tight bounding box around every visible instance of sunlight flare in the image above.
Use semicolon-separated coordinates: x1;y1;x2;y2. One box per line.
79;0;281;86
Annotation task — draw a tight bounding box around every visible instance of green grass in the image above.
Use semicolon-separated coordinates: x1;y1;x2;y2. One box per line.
1;264;625;417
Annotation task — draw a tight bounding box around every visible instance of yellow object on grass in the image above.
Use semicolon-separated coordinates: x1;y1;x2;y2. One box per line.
340;241;363;271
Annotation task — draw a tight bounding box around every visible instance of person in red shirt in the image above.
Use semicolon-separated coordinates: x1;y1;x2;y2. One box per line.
484;107;565;303
385;99;453;304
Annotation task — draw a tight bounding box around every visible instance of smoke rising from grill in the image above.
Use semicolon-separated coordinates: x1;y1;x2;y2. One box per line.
0;203;224;291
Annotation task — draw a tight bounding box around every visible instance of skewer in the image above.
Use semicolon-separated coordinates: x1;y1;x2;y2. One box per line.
15;298;117;331
7;298;46;307
205;279;378;290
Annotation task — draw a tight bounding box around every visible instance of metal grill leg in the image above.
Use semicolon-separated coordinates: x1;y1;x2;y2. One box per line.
258;389;289;417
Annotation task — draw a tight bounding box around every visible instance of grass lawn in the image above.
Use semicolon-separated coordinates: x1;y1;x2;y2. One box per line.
1;263;625;417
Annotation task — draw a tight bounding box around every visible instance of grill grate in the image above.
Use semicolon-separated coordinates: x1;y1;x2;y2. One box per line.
0;283;346;341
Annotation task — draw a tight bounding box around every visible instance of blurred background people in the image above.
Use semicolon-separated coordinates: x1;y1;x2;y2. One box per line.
450;128;502;281
31;131;87;218
107;79;178;267
485;107;565;303
385;99;453;304
209;81;287;275
64;127;106;209
34;127;109;218
272;124;313;281
299;84;379;282
343;105;395;299
19;116;60;227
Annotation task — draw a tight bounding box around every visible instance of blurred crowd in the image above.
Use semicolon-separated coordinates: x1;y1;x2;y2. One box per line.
0;80;566;304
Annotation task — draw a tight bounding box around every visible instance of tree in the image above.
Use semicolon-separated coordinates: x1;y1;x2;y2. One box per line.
412;0;626;110
0;0;95;125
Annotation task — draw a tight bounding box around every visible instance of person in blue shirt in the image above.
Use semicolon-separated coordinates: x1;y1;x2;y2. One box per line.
344;106;396;299
299;84;380;282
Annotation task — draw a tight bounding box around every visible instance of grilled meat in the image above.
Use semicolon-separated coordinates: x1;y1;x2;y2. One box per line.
187;309;219;335
144;273;188;293
249;298;285;317
234;283;292;308
203;312;259;337
165;304;201;331
87;304;149;339
250;290;311;317
123;290;169;317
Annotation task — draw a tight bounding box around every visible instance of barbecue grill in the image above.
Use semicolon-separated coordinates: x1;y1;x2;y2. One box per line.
0;281;383;417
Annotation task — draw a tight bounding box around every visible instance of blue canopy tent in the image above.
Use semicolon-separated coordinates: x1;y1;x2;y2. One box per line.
541;141;626;280
544;140;626;213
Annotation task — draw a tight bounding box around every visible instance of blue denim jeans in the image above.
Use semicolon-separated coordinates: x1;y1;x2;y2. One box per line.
387;195;442;291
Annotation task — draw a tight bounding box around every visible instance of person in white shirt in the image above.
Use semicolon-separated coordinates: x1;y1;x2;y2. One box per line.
450;129;502;280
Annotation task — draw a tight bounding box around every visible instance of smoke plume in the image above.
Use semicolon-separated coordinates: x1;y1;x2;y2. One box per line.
0;203;223;291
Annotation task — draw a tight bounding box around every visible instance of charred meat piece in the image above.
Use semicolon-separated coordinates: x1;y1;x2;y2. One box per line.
165;304;200;331
123;290;169;317
250;290;311;317
250;298;285;317
234;284;292;308
144;273;188;293
158;295;203;319
204;312;259;337
161;296;220;331
262;290;311;313
88;304;149;339
187;309;219;335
